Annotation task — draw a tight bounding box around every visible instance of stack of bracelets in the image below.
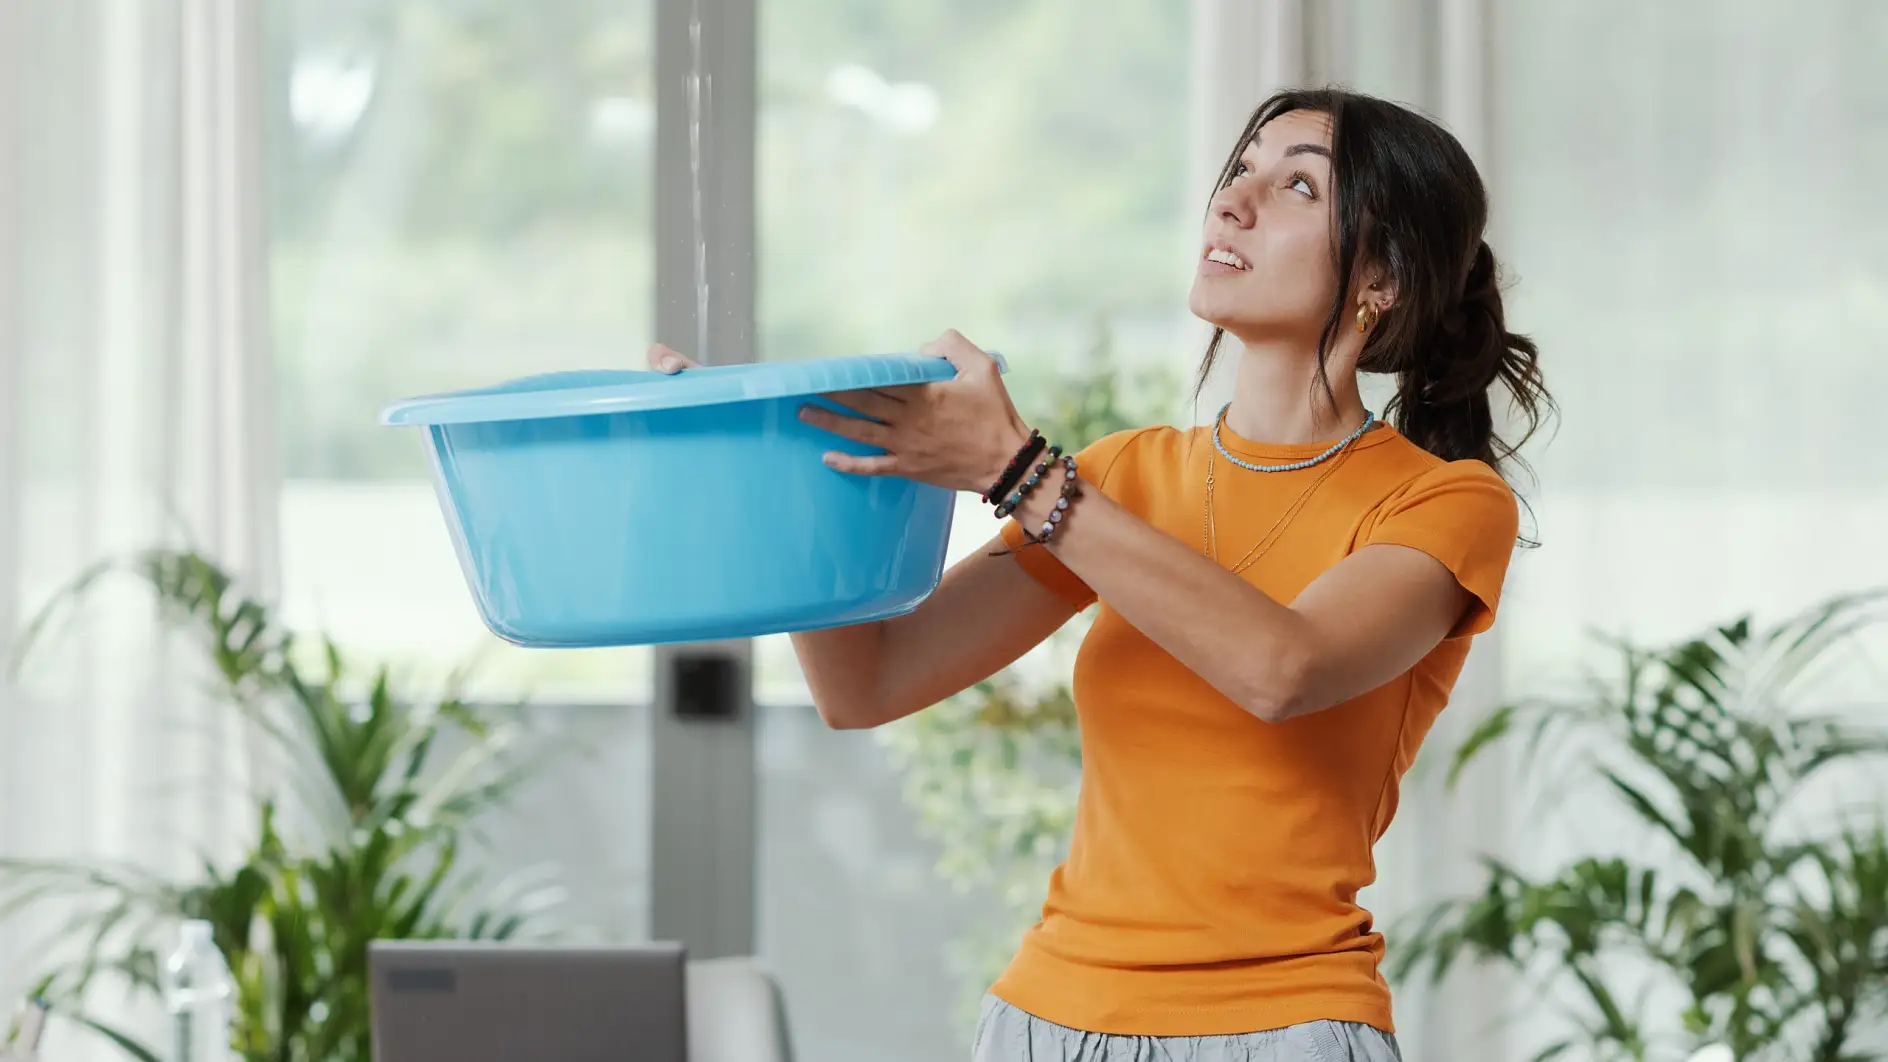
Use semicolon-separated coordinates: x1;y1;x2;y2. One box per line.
981;428;1083;549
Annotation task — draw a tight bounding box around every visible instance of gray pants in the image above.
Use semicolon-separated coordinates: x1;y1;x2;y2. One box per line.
972;995;1403;1062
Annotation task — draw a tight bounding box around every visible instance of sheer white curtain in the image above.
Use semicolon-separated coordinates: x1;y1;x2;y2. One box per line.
0;0;277;1052
1488;4;1888;1058
1195;2;1888;1059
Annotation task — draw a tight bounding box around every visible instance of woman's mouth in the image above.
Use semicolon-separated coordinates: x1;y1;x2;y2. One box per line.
1201;246;1250;274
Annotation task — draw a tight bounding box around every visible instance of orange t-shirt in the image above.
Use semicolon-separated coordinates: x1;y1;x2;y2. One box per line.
989;419;1520;1037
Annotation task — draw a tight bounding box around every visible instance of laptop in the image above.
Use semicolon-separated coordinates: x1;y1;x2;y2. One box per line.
368;940;688;1062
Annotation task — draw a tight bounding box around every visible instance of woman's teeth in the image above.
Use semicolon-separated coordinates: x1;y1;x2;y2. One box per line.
1207;248;1248;270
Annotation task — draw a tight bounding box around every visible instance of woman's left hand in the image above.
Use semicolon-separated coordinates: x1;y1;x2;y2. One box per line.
800;330;1032;494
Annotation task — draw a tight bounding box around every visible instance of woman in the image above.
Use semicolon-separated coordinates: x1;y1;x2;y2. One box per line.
652;87;1549;1061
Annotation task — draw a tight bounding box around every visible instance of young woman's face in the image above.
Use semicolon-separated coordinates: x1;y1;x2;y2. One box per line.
1187;109;1344;346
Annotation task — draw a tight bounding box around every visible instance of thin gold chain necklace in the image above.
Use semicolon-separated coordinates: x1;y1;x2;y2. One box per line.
1202;437;1355;575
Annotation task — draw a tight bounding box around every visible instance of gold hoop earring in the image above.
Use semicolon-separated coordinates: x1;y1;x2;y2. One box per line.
1356;304;1379;334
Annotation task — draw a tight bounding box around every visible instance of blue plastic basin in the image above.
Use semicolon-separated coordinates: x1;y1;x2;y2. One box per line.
380;354;983;648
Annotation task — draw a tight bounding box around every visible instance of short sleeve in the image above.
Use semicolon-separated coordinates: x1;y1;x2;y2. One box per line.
1363;460;1520;638
998;427;1153;610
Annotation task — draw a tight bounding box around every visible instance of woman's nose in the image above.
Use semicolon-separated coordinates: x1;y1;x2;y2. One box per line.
1212;185;1252;228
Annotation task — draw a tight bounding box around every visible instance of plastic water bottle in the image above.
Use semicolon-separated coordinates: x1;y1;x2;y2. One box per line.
159;920;234;1062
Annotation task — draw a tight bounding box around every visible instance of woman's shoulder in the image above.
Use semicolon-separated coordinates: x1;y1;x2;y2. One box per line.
1371;433;1516;501
1069;424;1186;490
1362;435;1520;544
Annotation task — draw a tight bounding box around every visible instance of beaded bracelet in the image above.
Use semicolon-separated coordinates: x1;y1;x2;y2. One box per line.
1021;453;1082;545
982;429;1046;505
993;444;1063;520
988;452;1082;556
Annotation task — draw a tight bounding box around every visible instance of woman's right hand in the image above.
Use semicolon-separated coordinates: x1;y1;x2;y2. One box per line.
647;343;700;374
639;345;1072;730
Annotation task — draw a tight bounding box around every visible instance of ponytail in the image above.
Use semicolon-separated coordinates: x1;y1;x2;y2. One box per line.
1385;241;1549;476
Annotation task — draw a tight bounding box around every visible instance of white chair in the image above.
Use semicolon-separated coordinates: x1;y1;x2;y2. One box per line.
685;957;795;1062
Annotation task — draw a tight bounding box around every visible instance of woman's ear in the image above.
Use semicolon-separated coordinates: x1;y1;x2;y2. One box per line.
1351;258;1397;311
1359;267;1398;313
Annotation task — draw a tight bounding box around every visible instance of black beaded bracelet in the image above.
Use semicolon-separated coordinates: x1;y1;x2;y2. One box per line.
993;444;1063;520
983;429;1045;505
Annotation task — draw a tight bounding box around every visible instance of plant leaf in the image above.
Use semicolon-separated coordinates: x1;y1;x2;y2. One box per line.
61;1011;165;1062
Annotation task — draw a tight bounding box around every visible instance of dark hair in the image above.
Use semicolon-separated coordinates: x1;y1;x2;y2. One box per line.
1196;87;1552;483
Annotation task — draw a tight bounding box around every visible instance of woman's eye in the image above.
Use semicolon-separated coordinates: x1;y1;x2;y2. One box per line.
1288;174;1316;198
1233;162;1251;179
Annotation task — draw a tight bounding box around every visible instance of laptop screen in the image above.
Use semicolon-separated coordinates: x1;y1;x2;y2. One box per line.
368;941;687;1062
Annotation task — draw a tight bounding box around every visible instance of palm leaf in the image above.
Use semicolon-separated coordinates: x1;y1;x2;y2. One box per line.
60;1011;165;1062
1;548;570;1062
1392;590;1888;1061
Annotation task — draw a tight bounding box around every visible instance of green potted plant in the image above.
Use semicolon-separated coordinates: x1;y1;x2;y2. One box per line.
1393;592;1888;1062
2;550;570;1062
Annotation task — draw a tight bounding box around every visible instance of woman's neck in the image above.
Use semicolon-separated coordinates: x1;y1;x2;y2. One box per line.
1222;338;1370;445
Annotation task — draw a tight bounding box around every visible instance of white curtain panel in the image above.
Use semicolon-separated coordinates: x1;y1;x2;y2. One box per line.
0;0;277;1054
1193;1;1888;1060
1489;3;1888;1058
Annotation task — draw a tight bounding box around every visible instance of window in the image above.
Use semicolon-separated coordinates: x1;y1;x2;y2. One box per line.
265;0;658;703
750;0;1198;705
752;4;1195;1060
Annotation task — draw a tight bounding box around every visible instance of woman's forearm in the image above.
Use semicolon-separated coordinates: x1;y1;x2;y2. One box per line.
1013;473;1319;722
789;529;1084;731
790;622;890;729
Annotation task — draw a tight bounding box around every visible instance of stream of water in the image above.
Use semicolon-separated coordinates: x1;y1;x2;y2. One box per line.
687;0;710;362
